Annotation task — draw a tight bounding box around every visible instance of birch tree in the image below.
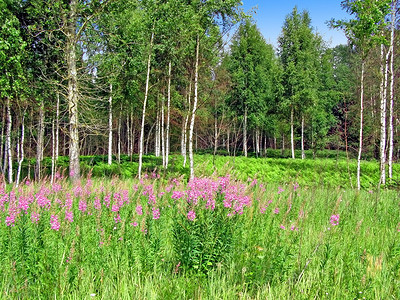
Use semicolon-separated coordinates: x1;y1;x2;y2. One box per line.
333;0;391;189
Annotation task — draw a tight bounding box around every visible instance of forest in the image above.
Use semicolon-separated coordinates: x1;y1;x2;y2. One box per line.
2;1;400;299
0;0;398;188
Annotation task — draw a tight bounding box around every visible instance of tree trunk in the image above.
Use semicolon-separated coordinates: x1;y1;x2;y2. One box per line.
301;115;305;159
155;107;160;157
380;45;388;185
165;61;171;169
108;83;113;165
189;35;200;180
67;0;80;181
357;61;365;190
243;105;248;157
214;114;218;156
389;0;397;179
227;129;230;154
291;106;295;159
117;115;121;163
51;119;56;183
138;30;154;179
182;79;191;168
5;98;12;183
0;105;5;174
55;93;60;161
35;102;45;181
161;94;165;167
16;114;25;187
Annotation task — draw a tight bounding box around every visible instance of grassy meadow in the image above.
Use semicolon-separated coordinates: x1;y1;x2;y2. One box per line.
1;152;400;299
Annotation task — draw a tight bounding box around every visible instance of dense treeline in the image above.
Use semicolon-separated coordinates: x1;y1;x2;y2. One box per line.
0;0;399;187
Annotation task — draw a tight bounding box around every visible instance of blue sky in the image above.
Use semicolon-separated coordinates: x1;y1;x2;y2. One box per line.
236;0;349;48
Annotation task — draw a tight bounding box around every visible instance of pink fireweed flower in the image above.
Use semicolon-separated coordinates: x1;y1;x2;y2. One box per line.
171;191;185;200
31;212;40;224
78;200;87;213
277;187;284;194
136;205;143;215
131;222;138;227
152;207;160;220
187;210;196;221
330;214;340;226
93;197;101;210
114;213;121;224
5;215;16;227
280;225;286;230
274;208;280;214
111;204;120;212
293;182;299;191
65;210;74;223
50;215;60;231
52;183;62;193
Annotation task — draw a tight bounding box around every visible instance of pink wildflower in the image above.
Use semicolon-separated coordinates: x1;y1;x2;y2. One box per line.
330;214;340;226
187;210;196;221
152;207;160;220
136;205;143;215
50;215;60;231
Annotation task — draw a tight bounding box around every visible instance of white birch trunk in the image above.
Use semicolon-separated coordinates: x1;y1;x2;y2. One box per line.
389;0;397;179
214;115;218;156
161;95;165;167
138;30;154;179
51;119;55;183
155;108;160;157
67;0;80;181
301;115;305;160
380;45;388;185
291;106;295;159
357;61;365;190
165;61;172;169
6;98;12;183
35;102;45;181
117;116;121;163
182;77;191;167
55;93;59;161
0;105;5;174
227;129;230;154
16;114;24;187
243;105;248;157
108;83;113;165
189;36;200;180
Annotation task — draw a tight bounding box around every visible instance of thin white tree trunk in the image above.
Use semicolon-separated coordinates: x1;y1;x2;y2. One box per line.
182;79;191;167
126;114;131;156
67;0;80;181
6;98;12;183
51;119;55;183
138;30;154;179
155;108;160;157
55;93;59;161
0;105;5;174
357;61;365;190
227;129;230;154
301;115;305;159
389;0;397;179
161;95;165;167
165;61;172;169
189;35;200;180
243;105;248;157
291;106;295;159
35;102;45;181
108;83;113;165
380;45;388;185
117;116;121;163
214;114;218;156
16;114;25;187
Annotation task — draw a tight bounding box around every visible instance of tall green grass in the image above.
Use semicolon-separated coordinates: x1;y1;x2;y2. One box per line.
0;174;399;299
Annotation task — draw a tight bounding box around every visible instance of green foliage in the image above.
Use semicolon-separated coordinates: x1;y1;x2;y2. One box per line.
173;193;236;274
